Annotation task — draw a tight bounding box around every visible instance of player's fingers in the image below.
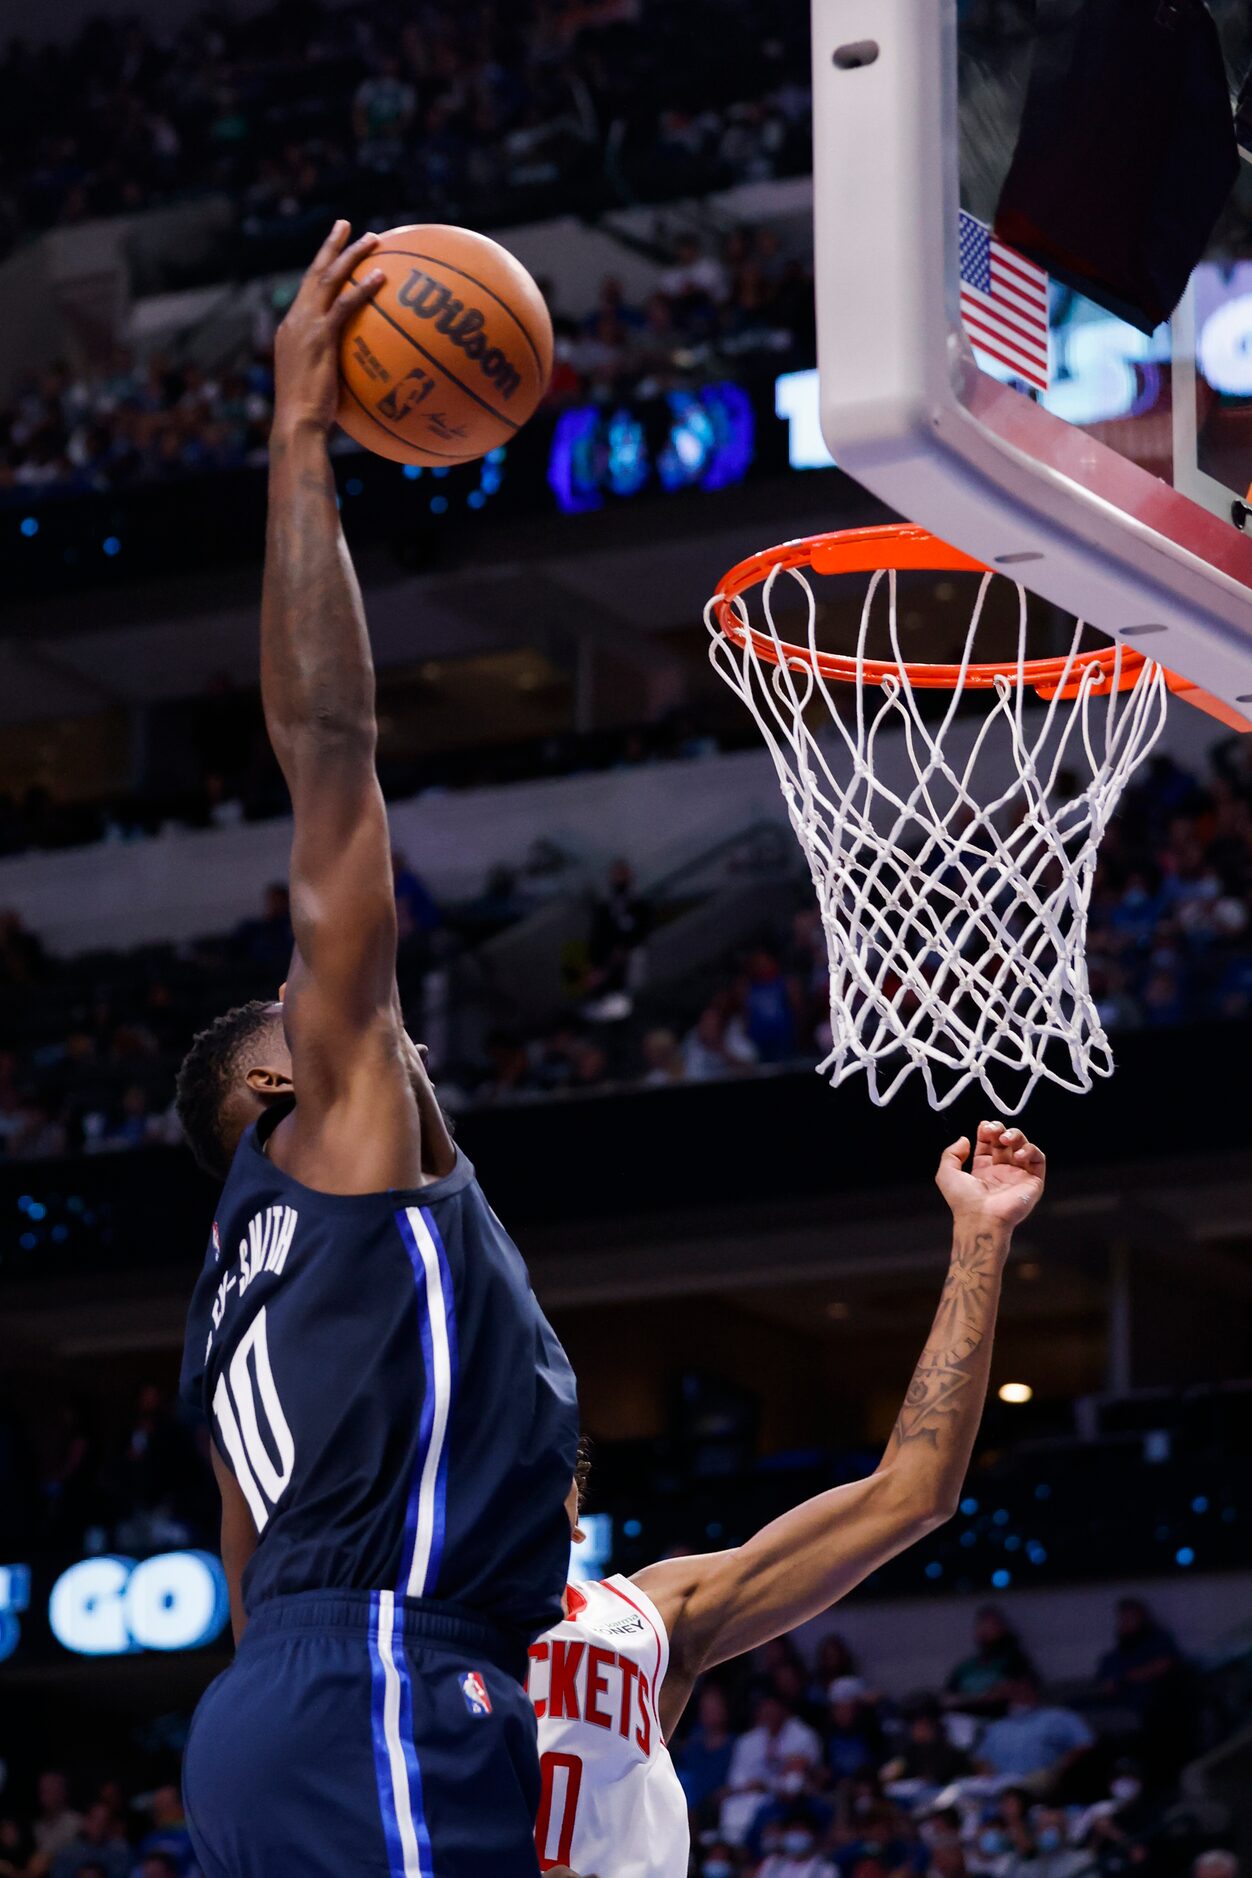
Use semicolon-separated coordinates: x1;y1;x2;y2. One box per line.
936;1135;971;1180
330;265;385;326
300;219;352;296
319;230;381;304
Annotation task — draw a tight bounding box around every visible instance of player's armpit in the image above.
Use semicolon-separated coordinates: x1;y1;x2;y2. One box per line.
211;1440;258;1646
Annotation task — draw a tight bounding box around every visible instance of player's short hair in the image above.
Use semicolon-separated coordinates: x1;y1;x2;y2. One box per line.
574;1434;593;1511
175;1000;277;1181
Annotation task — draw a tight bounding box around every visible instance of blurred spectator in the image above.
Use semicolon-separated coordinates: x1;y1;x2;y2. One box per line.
683;996;759;1081
584;859;652;1020
1095;1598;1184;1711
922;1807;968;1872
641;1027;686;1086
134;1786;195;1875
110;1383;192;1548
742;949;797;1063
812;1632;861;1694
233;882;293;975
720;1693;822;1843
1094;1597;1192;1778
823;1678;885;1788
0;1815;36;1877
1017;1806;1097;1878
659;233;731;305
353;55;417;171
945;1606;1039;1714
881;1698;971;1796
756;1808;838;1878
998;1788;1037;1862
32;1771;82;1860
50;1800;131;1878
675;1683;736;1818
975;1677;1094;1795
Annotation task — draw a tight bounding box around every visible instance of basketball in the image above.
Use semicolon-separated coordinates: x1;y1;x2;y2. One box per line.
336;223;553;468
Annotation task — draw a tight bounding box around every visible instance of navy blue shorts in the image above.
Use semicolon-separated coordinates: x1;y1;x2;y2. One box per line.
184;1590;541;1878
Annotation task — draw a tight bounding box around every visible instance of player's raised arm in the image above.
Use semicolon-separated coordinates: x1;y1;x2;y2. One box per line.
260;223;423;1190
637;1121;1046;1731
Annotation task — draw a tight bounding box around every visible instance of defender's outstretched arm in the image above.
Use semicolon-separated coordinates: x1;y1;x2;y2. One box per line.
262;224;428;1192
637;1121;1046;1736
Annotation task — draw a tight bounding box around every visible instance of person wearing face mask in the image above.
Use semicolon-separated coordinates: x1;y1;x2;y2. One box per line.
717;1696;823;1842
756;1810;837;1878
1015;1808;1096;1878
970;1818;1012;1878
699;1843;737;1878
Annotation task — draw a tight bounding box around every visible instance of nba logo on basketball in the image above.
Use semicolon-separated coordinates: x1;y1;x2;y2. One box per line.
460;1671;492;1717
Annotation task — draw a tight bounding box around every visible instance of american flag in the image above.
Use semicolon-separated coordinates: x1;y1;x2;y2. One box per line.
958;211;1051;392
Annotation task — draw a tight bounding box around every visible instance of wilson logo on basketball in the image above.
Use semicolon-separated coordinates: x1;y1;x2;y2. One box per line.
396;269;523;401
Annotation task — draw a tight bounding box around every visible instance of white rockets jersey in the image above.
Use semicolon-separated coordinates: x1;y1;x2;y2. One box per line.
528;1575;690;1878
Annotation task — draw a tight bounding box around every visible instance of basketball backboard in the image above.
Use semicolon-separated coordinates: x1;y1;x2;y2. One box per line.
811;0;1252;726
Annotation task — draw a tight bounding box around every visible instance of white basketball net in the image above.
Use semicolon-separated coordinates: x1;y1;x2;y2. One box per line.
706;557;1170;1112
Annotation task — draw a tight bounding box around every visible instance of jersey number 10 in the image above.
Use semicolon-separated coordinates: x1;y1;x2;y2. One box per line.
536;1751;583;1873
212;1308;296;1532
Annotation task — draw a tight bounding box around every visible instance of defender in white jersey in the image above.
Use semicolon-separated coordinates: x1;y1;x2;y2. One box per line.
530;1574;687;1875
530;1122;1050;1878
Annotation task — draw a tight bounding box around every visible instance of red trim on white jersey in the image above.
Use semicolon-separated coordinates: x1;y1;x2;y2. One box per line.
531;1574;688;1878
602;1578;666;1737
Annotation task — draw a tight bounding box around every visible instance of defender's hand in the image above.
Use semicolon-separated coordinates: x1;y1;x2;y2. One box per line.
935;1120;1046;1231
272;221;383;435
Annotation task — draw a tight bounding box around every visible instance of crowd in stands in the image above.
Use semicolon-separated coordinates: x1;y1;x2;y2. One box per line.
0;1598;1236;1877
451;736;1252;1106
0;1774;195;1878
0;0;810;262
0;1376;212;1563
0;225;813;499
2;735;1252;1162
667;1600;1232;1878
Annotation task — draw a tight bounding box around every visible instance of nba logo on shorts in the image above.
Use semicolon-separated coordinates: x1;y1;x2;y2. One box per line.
460;1671;492;1717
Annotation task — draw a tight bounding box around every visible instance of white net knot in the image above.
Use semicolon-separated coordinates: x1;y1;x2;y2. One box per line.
706;559;1170;1112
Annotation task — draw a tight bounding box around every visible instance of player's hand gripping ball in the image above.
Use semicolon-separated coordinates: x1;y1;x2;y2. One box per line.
337;223;554;468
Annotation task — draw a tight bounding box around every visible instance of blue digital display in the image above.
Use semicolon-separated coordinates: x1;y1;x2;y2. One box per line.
548;384;755;514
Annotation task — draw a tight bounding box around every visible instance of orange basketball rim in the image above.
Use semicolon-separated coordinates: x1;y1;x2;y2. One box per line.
708;523;1251;727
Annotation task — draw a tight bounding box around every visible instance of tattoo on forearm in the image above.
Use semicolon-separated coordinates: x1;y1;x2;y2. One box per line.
890;1232;999;1450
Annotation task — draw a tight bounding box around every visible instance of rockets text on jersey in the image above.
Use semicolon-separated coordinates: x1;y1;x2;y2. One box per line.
529;1575;691;1878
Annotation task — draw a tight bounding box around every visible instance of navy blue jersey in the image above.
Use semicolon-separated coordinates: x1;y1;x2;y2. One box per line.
180;1108;578;1640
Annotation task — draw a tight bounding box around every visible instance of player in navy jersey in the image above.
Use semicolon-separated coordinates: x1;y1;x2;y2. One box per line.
173;222;579;1878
